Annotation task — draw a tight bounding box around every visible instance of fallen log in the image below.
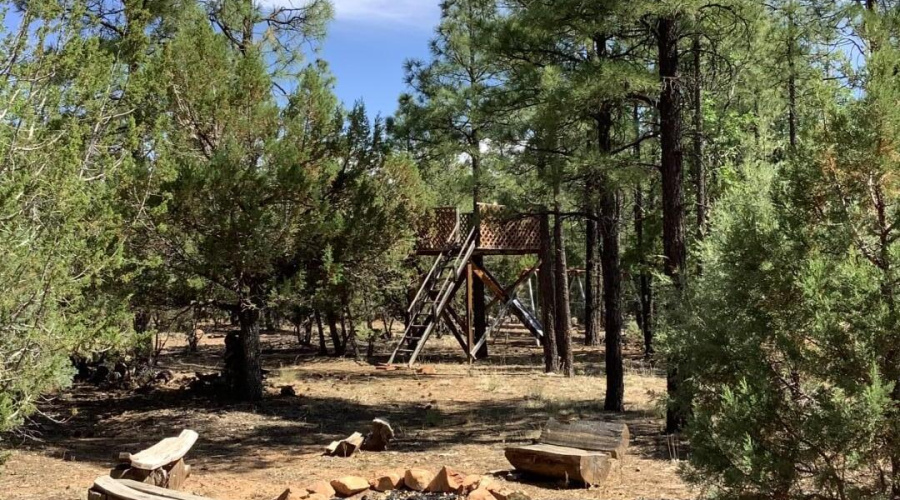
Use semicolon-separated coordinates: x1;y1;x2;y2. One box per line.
504;444;611;486
324;431;364;457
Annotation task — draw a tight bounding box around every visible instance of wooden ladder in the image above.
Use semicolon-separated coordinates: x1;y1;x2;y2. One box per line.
389;226;477;367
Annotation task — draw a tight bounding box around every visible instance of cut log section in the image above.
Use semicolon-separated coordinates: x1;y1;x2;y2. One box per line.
111;431;197;490
540;419;629;459
90;476;216;500
361;418;394;451
126;430;199;470
504;444;611;486
324;431;364;457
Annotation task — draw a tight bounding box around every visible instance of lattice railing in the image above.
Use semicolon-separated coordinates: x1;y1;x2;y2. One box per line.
416;205;539;254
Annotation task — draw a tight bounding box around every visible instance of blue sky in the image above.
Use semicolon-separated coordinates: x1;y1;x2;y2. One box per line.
5;0;441;118
282;0;442;118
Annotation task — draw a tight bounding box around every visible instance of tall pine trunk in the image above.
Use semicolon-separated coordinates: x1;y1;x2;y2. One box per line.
553;206;574;377
584;187;600;346
538;212;558;373
787;5;797;150
635;184;655;356
658;15;688;433
596;110;624;411
692;33;707;243
633;105;655;356
472;142;488;360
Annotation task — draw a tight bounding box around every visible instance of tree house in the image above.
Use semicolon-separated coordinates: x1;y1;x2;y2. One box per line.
389;204;544;366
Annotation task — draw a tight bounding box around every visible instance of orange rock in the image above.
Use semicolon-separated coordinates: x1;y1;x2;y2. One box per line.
468;488;494;500
331;476;370;497
427;466;466;493
305;480;335;498
404;468;435;491
489;488;515;500
462;475;483;492
370;471;404;492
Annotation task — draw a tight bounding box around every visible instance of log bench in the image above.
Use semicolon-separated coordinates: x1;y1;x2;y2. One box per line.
504;419;629;486
108;430;198;491
88;476;215;500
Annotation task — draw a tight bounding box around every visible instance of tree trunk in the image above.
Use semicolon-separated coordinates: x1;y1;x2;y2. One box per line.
633;105;655;356
472;145;488;360
584;174;600;345
584;186;600;346
635;185;655;356
596;110;624;411
658;16;687;286
787;6;797;150
692;33;707;243
538;213;558;373
553;208;574;377
229;300;263;401
658;14;688;433
327;311;345;356
315;310;328;355
345;306;362;361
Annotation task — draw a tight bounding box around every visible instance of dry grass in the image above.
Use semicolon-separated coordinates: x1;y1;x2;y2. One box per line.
0;329;696;500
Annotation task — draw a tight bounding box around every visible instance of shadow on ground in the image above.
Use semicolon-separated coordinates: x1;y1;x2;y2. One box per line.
4;329;675;475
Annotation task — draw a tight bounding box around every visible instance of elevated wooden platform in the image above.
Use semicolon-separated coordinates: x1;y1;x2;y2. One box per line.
416;205;539;256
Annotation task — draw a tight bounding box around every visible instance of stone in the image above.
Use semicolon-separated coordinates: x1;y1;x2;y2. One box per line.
345;492;385;500
370;471;403;492
427;466;466;493
403;468;435;492
305;480;335;498
486;483;514;500
307;495;329;500
462;475;483;492
468;488;494;500
331;476;370;497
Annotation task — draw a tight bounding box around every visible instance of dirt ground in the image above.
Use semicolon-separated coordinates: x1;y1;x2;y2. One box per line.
0;327;696;500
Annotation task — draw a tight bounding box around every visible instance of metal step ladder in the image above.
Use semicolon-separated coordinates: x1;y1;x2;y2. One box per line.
389;226;477;367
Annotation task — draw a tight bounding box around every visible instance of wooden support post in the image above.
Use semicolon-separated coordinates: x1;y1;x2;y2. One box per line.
466;261;475;364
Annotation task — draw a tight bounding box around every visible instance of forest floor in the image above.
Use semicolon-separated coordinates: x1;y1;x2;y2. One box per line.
0;326;695;500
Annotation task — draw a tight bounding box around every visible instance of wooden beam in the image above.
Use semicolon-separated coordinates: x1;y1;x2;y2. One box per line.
441;309;469;353
470;261;507;302
466;262;474;363
486;261;541;309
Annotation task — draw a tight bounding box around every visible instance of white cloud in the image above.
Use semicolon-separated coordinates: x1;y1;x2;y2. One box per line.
258;0;440;26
